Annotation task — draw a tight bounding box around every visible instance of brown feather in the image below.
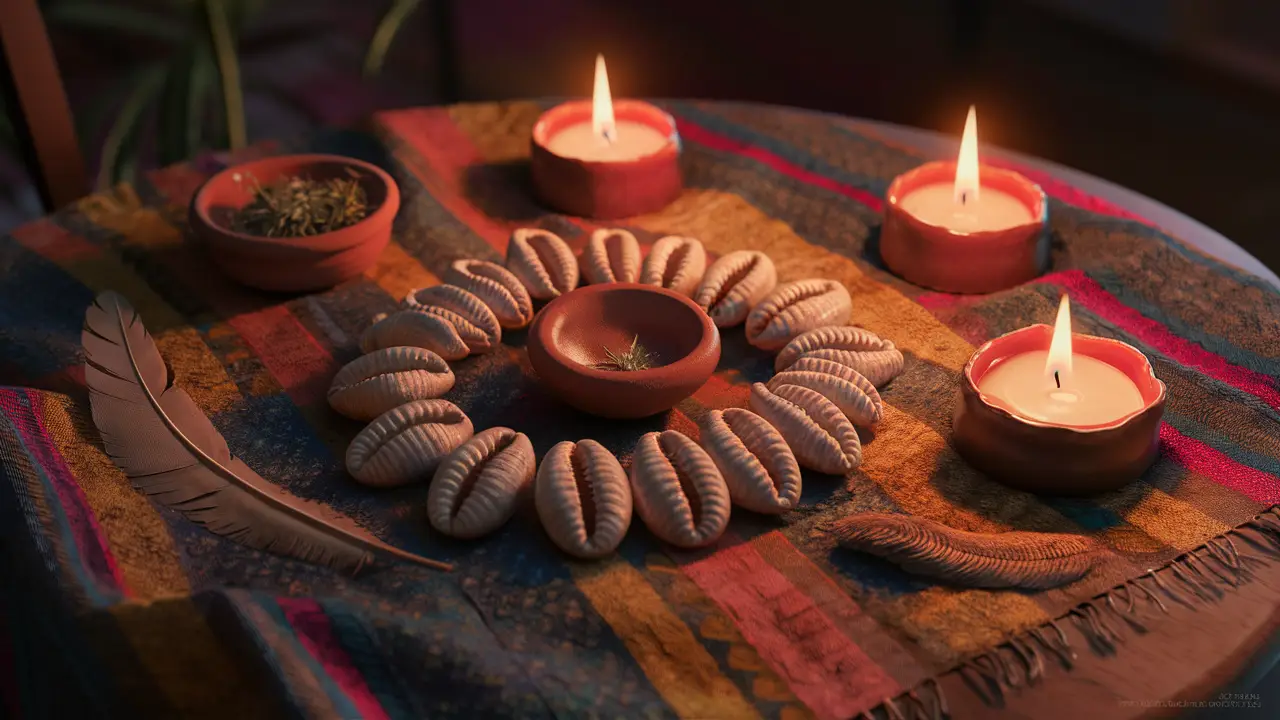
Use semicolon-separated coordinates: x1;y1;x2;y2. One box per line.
830;513;1097;589
81;291;451;574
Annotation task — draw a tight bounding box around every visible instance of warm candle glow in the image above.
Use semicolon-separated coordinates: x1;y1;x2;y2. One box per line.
592;54;616;143
954;105;980;205
1045;295;1074;386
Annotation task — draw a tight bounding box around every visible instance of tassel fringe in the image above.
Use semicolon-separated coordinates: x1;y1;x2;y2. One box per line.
861;505;1279;718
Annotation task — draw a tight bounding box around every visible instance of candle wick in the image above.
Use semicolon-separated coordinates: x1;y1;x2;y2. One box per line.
959;191;967;206
601;125;617;145
1054;371;1060;389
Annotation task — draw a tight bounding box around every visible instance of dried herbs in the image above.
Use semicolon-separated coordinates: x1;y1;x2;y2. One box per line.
232;170;369;237
594;336;658;372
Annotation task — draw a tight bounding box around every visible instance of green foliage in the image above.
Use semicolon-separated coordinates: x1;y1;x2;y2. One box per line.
364;0;422;77
38;0;256;188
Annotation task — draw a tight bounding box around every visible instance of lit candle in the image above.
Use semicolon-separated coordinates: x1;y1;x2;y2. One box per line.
978;295;1145;426
543;55;669;162
898;107;1035;233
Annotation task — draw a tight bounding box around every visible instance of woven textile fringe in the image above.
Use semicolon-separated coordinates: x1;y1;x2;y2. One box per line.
863;505;1280;718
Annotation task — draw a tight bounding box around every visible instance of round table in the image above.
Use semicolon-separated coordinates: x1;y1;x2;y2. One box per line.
837;116;1280;718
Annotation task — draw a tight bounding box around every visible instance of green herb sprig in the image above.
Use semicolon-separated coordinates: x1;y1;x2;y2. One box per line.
593;335;657;372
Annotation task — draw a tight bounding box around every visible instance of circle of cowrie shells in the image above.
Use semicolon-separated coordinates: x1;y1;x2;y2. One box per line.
700;408;802;514
346;399;474;488
774;326;905;388
506;229;579;300
768;360;884;427
629;430;731;548
443;259;535;329
694;250;778;328
640;235;707;297
580;228;642;284
745;279;853;351
359;308;471;361
748;382;862;475
535;439;632;559
328;346;454;422
403;284;502;352
428;427;536;539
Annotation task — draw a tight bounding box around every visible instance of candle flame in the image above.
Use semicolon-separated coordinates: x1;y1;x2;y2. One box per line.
592;54;616;144
1045;294;1074;386
954;105;980;205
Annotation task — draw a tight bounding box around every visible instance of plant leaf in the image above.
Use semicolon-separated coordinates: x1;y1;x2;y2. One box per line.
44;1;184;42
204;0;246;149
364;0;423;77
97;65;167;190
81;291;452;574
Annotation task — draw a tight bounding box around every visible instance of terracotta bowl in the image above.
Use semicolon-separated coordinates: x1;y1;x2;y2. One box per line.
952;324;1166;495
526;283;720;418
190;154;399;293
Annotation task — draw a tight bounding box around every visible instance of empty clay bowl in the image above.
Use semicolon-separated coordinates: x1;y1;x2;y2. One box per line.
526;283;720;418
190;154;399;293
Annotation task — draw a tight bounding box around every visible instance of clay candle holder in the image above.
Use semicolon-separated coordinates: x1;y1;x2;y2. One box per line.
952;323;1166;496
526;283;720;419
530;55;681;219
880;108;1048;294
191;154;399;293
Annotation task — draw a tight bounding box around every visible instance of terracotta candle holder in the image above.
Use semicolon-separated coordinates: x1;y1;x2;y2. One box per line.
881;160;1048;294
530;99;682;219
526;283;719;419
952;324;1166;495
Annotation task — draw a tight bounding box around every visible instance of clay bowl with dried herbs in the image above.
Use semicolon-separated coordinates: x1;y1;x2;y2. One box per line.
527;283;720;419
190;154;399;293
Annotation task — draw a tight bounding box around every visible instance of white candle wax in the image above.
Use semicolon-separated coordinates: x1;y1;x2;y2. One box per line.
979;350;1145;426
545;120;669;162
899;182;1034;233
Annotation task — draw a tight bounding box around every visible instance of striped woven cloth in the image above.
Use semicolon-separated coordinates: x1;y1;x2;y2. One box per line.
2;100;1279;719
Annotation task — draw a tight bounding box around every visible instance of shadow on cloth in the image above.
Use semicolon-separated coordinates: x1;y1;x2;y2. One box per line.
461;160;548;223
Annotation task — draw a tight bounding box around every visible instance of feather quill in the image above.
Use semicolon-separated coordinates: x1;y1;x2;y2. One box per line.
82;291;451;574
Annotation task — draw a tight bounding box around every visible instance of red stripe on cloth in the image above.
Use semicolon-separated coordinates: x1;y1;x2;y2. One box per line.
675;120;885;212
1159;423;1280;504
1046;270;1280;410
277;598;389;720
226;306;337;407
374;108;510;251
985;159;1153;226
10;218;101;263
18;389;129;596
681;539;898;720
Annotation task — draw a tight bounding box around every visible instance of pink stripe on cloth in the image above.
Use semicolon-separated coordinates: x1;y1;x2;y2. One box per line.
1159;423;1280;504
675;120;885;212
277;598;389;720
1046;270;1280;410
681;538;899;720
985;159;1153;226
374;108;510;251
11;389;129;596
227;305;337;407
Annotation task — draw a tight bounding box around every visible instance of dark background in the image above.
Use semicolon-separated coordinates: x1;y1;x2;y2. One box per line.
10;0;1280;273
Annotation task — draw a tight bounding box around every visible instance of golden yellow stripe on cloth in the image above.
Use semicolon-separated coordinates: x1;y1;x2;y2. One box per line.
366;241;440;302
107;598;278;719
40;394;192;599
573;559;761;719
633;190;975;372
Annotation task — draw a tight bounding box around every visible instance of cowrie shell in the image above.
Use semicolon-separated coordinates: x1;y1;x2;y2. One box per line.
694;250;777;328
768;360;883;427
328;346;454;421
629;430;731;548
639;235;706;297
428;427;536;539
748;382;861;474
775;326;904;387
444;259;535;329
360;309;470;361
506;228;579;300
700;408;802;514
581;228;642;284
403;284;501;352
535;439;632;559
745;279;852;351
346;400;474;488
